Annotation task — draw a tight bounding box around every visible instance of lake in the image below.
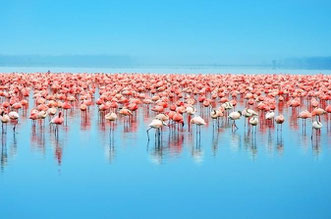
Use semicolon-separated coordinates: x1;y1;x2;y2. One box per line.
0;68;330;218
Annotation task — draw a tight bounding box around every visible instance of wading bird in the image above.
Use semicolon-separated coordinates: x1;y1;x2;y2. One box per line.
229;111;242;131
147;118;167;141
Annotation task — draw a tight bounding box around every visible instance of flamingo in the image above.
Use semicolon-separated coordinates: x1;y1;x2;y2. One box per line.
265;110;275;125
222;102;233;116
8;111;19;131
275;114;285;132
312;108;326;122
105;112;117;122
249;116;258;134
311;120;322;139
29;111;38;125
38;110;48;124
326;105;331;126
105;112;117;134
146;118;167;141
47;107;57;118
186;105;197;115
62;102;72;120
190;116;206;137
242;108;258;127
80;102;87;112
242;108;258;118
298;110;312;120
0;111;9;133
154;113;169;123
172;112;184;128
210;109;223;128
119;108;133;117
229;111;242;131
326;105;331;114
50;112;64;135
298;110;312;130
249;116;258;127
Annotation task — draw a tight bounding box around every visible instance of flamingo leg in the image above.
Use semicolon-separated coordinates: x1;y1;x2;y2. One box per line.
233;121;238;130
146;127;152;141
158;128;161;145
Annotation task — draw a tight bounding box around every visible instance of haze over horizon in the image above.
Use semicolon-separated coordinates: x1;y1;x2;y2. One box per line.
1;0;331;65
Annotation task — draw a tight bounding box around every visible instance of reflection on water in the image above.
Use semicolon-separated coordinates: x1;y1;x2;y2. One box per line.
1;132;7;172
0;100;329;171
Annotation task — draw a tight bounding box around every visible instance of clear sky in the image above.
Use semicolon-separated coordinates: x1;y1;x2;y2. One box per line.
1;0;331;65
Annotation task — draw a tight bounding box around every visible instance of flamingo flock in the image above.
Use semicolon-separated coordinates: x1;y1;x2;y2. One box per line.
0;72;329;144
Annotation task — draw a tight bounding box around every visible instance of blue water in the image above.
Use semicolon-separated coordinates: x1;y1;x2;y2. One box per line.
0;69;330;218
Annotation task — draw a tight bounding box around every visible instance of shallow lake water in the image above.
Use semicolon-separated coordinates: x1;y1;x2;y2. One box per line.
0;68;330;218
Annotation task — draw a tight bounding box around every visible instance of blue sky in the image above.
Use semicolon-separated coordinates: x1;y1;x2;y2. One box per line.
1;0;331;64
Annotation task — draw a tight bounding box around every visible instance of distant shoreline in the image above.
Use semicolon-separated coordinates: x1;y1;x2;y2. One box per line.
0;64;331;70
1;55;331;70
0;66;330;75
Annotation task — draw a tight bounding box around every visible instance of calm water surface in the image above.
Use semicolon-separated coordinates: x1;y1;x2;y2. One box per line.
0;68;330;218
